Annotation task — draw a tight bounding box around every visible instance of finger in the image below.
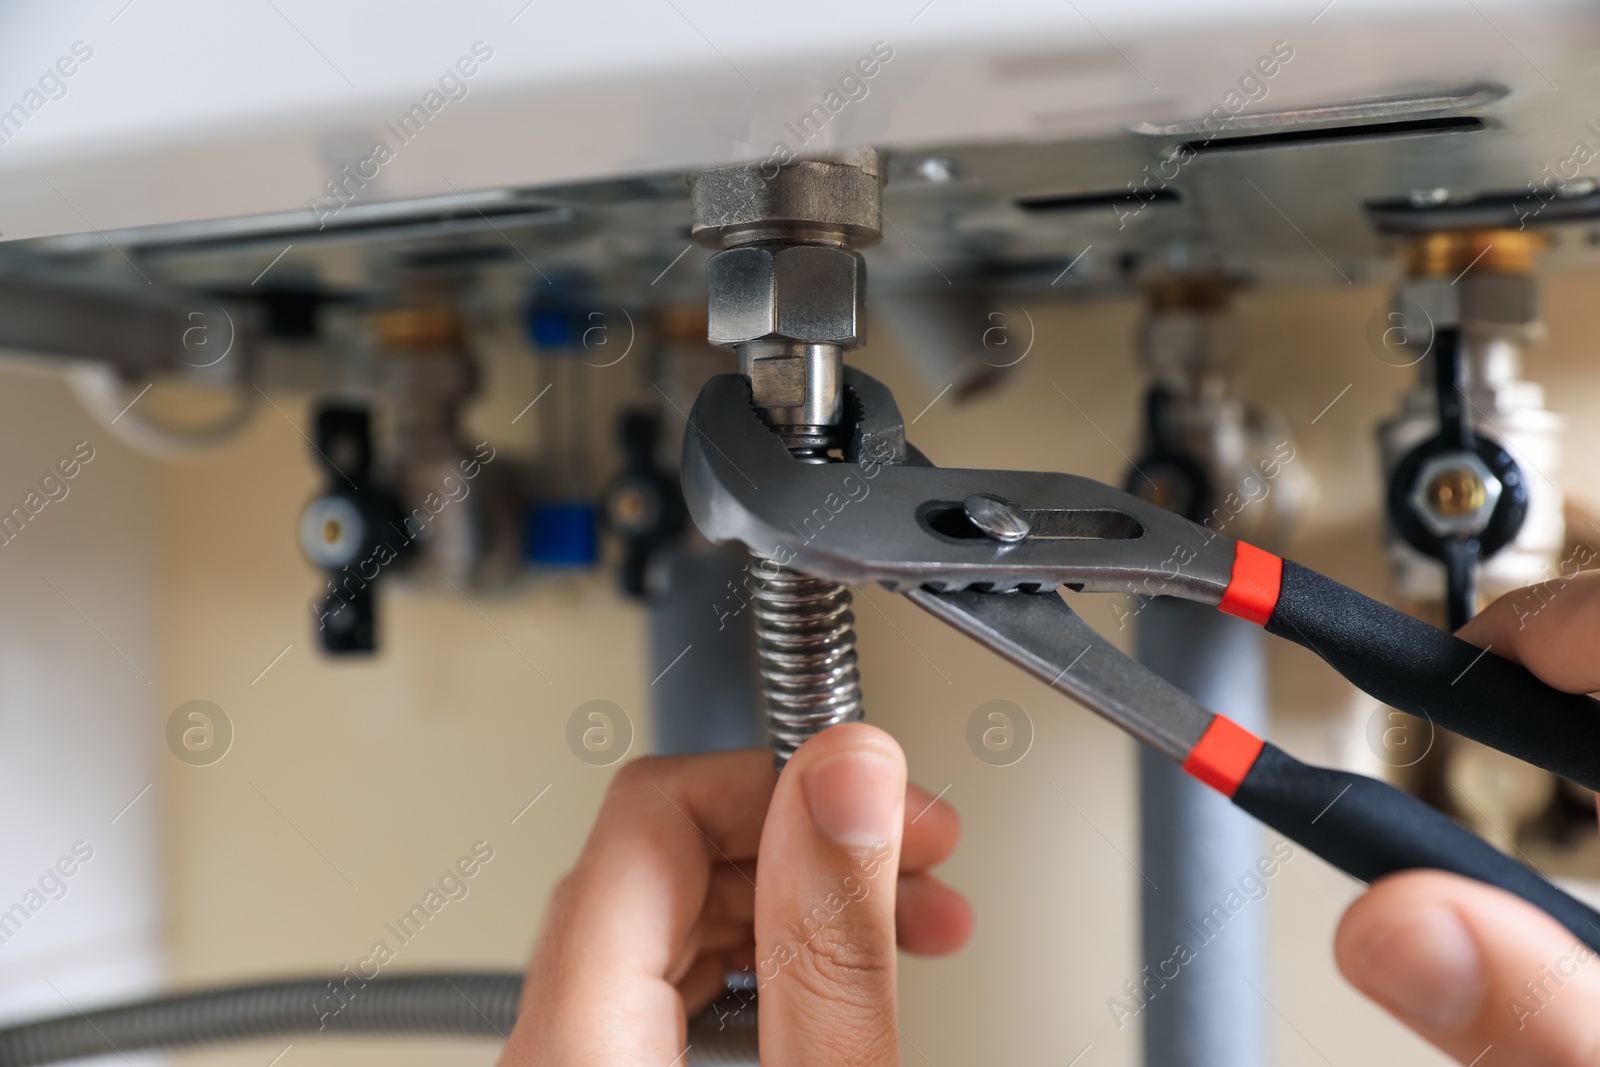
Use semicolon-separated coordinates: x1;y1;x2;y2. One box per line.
756;723;907;1066
704;791;962;952
902;783;960;872
676;954;735;1016
559;749;772;978
896;872;973;957
677;948;756;1016
1456;570;1600;693
1337;870;1600;1065
515;748;774;1064
703;863;758;922
667;917;755;985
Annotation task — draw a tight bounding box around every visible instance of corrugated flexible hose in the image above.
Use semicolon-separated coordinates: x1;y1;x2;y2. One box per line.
0;973;758;1066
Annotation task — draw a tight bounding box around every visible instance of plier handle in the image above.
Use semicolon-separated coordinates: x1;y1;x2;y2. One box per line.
682;369;1600;949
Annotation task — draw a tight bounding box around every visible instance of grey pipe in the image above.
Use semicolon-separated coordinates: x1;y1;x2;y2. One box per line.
1137;598;1269;1067
650;544;764;754
0;972;757;1066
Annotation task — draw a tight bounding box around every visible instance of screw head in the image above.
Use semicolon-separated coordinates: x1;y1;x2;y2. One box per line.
914;157;957;184
606;482;654;533
963;494;1032;543
1560;177;1597;199
1407;187;1451;208
299;495;364;568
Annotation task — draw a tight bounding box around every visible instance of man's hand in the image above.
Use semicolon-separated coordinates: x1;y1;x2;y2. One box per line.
501;722;971;1066
1337;570;1600;1065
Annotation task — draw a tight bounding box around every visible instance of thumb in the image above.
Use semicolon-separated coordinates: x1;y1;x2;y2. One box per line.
1337;870;1600;1065
755;723;906;1066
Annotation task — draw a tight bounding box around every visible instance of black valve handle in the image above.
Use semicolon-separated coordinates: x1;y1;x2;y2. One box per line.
1431;327;1479;631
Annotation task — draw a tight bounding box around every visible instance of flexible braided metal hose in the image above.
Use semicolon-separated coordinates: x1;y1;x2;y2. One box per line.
0;972;759;1066
750;561;864;767
0;972;515;1062
750;426;866;768
0;973;519;1065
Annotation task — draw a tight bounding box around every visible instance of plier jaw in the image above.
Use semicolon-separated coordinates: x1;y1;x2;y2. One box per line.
682;368;1238;603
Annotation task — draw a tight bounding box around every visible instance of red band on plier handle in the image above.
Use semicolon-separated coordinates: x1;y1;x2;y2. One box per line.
1218;541;1283;626
1182;715;1266;798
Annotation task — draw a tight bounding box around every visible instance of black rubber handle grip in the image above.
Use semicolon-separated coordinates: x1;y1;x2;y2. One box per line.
1234;744;1600;951
1266;560;1600;792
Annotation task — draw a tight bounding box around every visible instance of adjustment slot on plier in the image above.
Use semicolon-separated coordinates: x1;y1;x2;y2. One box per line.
917;503;1146;543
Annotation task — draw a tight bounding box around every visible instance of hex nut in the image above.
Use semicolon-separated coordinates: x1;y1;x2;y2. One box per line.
706;244;866;347
1408;451;1503;538
1459;274;1539;330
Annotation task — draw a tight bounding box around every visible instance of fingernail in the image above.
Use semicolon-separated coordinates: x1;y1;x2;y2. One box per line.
803;751;900;848
1356;905;1485;1033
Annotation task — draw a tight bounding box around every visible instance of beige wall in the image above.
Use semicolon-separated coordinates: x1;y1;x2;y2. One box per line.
142;274;1600;1065
0;368;163;1027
